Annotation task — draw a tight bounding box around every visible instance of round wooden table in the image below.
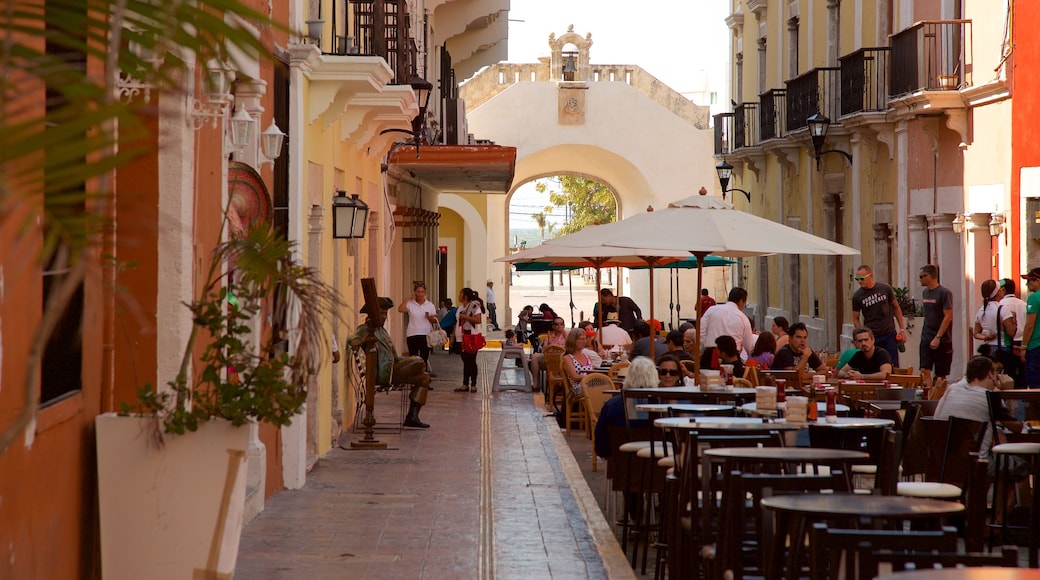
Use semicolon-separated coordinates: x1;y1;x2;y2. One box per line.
635;403;735;415
740;401;851;415
878;569;1040;580
761;494;965;580
625;386;758;402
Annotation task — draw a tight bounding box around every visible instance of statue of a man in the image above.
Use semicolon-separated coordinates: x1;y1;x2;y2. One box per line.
349;297;431;428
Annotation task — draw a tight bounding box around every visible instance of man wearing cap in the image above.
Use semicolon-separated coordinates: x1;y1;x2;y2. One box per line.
851;264;906;365
349;297;431;428
592;288;643;332
1018;268;1040;388
485;280;500;331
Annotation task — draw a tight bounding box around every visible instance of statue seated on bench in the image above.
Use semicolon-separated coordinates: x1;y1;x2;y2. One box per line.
349;297;431;429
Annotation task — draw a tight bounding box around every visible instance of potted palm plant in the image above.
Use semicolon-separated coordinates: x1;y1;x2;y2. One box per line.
96;221;342;579
894;286;921;369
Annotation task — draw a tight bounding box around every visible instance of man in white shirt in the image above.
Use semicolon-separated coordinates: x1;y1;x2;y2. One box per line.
485;279;500;331
698;287;756;368
998;278;1027;386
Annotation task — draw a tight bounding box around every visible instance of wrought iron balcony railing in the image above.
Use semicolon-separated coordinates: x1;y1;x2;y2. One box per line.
713;112;734;155
890;19;972;97
759;88;786;141
734;102;759;149
786;67;840;132
315;0;418;84
840;47;890;115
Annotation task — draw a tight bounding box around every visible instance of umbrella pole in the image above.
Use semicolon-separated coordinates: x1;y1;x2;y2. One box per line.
668;267;675;330
568;269;575;327
645;257;658;343
675;267;682;330
693;252;709;376
591;258;606;347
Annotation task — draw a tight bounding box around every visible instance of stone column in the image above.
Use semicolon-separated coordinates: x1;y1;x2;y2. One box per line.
823;194;840;349
929;212;966;377
895;120;910;287
826;0;840;67
873;222;892;284
908;216;929;276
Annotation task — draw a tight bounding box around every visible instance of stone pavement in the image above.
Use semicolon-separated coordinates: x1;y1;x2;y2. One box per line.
235;346;635;579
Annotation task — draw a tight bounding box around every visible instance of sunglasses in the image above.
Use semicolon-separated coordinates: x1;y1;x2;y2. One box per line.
413;282;426;289
658;368;681;377
854;276;869;281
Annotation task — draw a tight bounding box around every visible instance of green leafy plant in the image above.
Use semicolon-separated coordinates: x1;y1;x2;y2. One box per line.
894;286;922;319
123;223;342;436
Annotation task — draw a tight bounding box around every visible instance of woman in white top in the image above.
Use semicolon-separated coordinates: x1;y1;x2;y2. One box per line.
398;281;439;374
454;287;484;392
973;279;1002;355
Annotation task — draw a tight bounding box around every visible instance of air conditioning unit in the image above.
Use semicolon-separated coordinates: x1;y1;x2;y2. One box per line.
444;97;468;144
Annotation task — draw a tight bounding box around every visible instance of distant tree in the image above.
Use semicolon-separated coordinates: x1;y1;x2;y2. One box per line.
535;177;617;236
531;211;548;241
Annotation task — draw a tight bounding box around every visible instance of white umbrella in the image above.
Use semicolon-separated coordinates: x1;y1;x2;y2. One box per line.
555;193;860;373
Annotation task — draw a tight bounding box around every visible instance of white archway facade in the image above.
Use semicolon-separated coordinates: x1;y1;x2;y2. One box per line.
454;41;720;323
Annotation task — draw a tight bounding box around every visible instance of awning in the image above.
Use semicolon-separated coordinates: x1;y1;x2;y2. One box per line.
387;144;517;194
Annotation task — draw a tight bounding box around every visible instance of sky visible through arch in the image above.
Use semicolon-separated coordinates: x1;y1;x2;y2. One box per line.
503;0;729;233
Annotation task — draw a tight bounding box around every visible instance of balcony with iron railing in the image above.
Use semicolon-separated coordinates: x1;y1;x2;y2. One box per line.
733;103;759;149
309;0;419;84
759;89;786;141
890;20;972;97
786;67;840;132
840;47;890;116
714;112;734;156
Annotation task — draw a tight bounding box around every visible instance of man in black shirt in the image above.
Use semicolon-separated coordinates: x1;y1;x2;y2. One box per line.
919;264;954;379
772;322;830;373
592;288;642;332
837;327;893;381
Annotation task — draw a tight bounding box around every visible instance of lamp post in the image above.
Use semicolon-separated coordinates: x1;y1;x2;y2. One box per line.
332;191;369;239
806;112;853;170
715;160;752;203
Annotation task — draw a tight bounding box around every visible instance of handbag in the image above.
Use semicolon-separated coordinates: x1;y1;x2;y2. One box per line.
462;332;486;353
427;329;448;348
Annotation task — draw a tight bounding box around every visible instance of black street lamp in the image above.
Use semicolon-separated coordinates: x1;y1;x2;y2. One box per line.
332;190;369;239
715;160;751;203
806;112;853;170
380;74;434;157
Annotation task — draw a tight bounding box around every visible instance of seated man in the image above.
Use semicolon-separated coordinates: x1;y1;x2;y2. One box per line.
664;330;695;363
772;322;830;373
349;297;431;429
837;327;892;381
714;335;746;380
629;320;668;361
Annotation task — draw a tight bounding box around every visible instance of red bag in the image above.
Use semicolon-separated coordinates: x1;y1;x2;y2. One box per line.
462;332;486;353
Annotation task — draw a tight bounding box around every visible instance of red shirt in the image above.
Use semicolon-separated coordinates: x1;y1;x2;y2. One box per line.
700;295;716;315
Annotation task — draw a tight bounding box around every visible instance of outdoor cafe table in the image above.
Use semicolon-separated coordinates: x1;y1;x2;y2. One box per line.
761;494;965;580
624;386;758;402
655;416;893;431
878;569;1040;580
635;403;735;415
739;401;851;416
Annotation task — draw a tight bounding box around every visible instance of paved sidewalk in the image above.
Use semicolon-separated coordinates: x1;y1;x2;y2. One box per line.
235;348;633;579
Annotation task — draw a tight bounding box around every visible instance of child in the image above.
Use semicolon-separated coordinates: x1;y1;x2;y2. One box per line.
504;329;517;346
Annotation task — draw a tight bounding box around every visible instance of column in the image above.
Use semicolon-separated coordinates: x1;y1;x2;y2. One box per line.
895;121;910;287
873;223;892;283
233;78;267;169
907;216;929;275
823;194;839;349
826;0;840;67
929;213;966;378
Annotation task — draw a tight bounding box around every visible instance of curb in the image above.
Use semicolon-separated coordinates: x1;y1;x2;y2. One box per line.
542;411;636;579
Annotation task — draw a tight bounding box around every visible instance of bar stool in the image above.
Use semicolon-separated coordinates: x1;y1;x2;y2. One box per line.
989;441;1040;567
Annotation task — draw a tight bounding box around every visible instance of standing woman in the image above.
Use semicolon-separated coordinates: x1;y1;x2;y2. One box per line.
455;287;484;392
973;279;1001;356
398;281;439;379
772;316;791;350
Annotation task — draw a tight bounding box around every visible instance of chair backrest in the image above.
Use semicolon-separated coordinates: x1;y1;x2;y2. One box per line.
608;361;630;380
732;377;754;389
880;547;1018;572
874;428;903;495
824;353;840;369
761;369;803;387
892;366;914;375
874;386;919;401
742;365;761;386
810;523;959;580
580;373;614;421
911;399;939;417
886;373;924;388
941;415;987;484
928;376;947;400
807;423;887;463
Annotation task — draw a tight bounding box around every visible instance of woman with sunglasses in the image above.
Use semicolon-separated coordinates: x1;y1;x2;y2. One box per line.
655;354;683;388
398;281;439;378
563;328;595;396
531;317;568;392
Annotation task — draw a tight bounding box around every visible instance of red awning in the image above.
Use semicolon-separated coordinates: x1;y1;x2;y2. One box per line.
387;144;517;194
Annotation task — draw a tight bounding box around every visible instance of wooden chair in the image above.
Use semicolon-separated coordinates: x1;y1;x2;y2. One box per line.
732;377;754;389
809;523;959;580
808;423;887;489
824;353;840;369
564;375;587;437
839;381;887;413
580;373;615;468
887;372;924;388
892;366;914;375
875;386;919;401
542;345;566;410
742;365;761;386
928;376;947;400
608;361;630;381
761;369;803;387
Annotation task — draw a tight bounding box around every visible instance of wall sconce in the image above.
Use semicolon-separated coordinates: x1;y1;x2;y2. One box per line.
229;108;255;149
989;213;1006;237
192;59;235;129
951;213;966;234
806;112;853;170
379;75;434;157
715;160;752;203
260;121;286;163
332;191;369;239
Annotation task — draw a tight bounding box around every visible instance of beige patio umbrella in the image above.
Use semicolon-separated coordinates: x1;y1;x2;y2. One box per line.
542;192;861;373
